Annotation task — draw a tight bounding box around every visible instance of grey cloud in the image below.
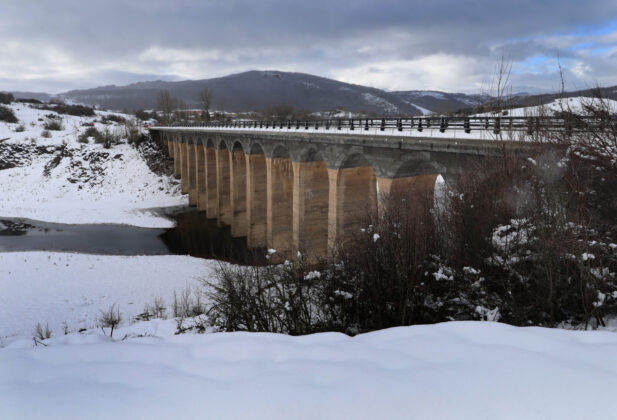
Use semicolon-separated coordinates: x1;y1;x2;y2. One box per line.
0;0;616;92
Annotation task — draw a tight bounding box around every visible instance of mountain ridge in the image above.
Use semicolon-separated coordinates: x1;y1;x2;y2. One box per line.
6;70;617;116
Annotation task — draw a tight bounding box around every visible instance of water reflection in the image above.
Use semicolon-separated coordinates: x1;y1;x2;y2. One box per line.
0;207;261;264
160;209;257;263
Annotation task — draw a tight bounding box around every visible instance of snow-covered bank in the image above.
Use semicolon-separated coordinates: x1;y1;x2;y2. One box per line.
2;321;617;420
0;145;185;227
0;252;215;343
0;102;185;227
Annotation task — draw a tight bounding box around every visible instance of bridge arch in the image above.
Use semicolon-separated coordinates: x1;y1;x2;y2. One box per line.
218;138;229;151
379;156;444;209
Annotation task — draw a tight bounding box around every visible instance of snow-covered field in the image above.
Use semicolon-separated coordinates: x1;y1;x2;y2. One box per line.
0;252;214;344
0;102;186;227
2;321;617;420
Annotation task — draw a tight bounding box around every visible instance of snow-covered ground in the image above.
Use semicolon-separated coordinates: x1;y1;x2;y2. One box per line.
2;321;617;420
0;102;185;227
0;252;214;344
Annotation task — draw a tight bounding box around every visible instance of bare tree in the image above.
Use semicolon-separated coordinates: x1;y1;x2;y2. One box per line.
200;88;213;122
491;52;513;115
156;90;178;124
99;304;122;338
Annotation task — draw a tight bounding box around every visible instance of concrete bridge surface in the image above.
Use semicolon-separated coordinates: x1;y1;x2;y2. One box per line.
149;124;533;261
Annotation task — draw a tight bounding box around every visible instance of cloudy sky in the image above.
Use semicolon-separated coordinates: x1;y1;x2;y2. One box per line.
1;0;616;94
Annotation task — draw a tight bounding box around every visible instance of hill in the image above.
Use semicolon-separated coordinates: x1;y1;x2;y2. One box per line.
64;71;431;115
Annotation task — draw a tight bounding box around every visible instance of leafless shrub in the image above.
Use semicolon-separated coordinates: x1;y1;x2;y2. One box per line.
34;322;52;340
204;258;325;334
99;304;122;338
172;287;205;319
43;116;64;131
124;118;147;146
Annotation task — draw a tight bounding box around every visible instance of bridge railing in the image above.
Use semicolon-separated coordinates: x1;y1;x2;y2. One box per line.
154;115;617;136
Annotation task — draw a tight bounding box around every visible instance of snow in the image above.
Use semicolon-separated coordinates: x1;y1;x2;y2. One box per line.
475;96;617;117
410;102;432;115
360;92;399;113
0;252;214;343
420;91;446;99
2;321;617;419
0;103;185;227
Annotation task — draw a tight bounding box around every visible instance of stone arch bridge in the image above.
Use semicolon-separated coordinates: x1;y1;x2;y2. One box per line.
150;124;532;260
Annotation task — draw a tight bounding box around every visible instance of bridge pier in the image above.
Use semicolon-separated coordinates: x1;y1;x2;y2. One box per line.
205;147;218;219
180;142;190;194
266;156;294;257
292;161;329;262
246;153;267;248
216;148;232;226
167;136;174;158
327;166;377;251
173;140;181;178
196;145;207;211
188;142;197;206
230;148;248;237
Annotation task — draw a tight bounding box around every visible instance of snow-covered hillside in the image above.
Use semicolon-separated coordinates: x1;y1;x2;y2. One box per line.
0;102;185;227
476;96;617;117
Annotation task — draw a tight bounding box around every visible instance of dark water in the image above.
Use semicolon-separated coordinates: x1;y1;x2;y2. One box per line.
0;207;256;263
